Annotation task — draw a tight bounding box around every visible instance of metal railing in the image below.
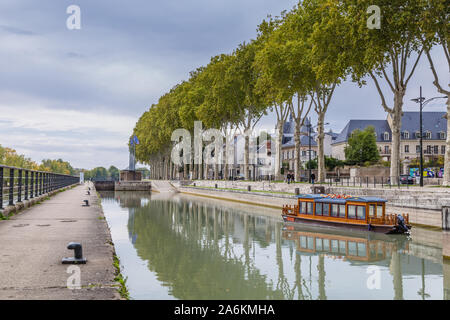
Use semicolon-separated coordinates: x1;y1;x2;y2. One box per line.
0;165;79;210
324;176;417;189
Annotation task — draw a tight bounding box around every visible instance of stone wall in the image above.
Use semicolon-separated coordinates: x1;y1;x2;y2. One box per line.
114;181;151;191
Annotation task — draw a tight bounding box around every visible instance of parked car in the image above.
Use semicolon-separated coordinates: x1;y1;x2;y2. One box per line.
399;175;415;185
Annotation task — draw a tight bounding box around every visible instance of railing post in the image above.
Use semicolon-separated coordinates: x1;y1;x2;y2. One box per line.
9;168;14;206
40;172;43;195
30;171;34;199
18;169;22;202
25;170;29;201
34;171;38;197
0;167;3;210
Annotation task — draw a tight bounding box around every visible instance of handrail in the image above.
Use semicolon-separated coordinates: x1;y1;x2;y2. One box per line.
0;165;79;211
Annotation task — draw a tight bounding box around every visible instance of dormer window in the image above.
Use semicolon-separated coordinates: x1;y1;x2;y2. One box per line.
402;131;409;139
440;131;446;140
415;131;421;139
383;132;390;141
425;131;432;140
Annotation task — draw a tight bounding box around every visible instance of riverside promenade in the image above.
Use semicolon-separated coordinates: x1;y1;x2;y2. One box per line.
0;183;119;299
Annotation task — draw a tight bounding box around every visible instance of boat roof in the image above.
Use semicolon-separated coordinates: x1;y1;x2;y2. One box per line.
296;194;387;203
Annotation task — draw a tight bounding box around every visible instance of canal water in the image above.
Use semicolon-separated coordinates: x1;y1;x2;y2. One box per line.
99;191;447;300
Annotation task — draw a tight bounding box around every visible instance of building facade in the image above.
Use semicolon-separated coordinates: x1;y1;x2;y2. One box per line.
332;112;447;164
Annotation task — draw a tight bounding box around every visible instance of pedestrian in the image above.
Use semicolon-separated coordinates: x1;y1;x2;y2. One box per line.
311;173;315;185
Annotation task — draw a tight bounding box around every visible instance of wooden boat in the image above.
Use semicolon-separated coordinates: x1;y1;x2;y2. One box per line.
281;194;411;234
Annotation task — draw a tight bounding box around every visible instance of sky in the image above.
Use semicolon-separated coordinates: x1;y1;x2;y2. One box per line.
0;0;448;170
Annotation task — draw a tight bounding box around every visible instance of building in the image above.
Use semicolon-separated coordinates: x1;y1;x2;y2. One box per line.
332;112;447;164
280;115;338;171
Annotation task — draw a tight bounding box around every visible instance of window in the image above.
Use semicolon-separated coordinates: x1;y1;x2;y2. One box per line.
357;243;367;257
404;145;409;153
315;203;323;216
339;241;346;254
384;132;390;141
299;201;304;214
339;204;346;218
434;145;439;154
442;146;446;154
377;205;383;217
331;240;339;253
426;145;432;154
306;202;314;215
348;242;357;256
402;131;410;139
415;131;421;139
356;206;366;220
425;131;432;139
302;151;306;157
323;203;330;216
348;205;356;219
331;204;339;217
440;132;446;140
369;204;376;217
384;146;389;154
416;145;420;153
323;239;330;252
316;238;323;251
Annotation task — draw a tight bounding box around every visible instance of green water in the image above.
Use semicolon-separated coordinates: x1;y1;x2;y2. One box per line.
99;191;448;300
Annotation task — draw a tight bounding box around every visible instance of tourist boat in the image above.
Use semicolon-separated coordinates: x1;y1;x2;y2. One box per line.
281;194;411;234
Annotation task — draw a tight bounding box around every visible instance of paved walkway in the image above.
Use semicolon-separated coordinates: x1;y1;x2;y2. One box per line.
0;183;119;299
151;180;178;193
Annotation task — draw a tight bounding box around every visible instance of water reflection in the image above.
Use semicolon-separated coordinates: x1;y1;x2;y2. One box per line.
100;191;446;300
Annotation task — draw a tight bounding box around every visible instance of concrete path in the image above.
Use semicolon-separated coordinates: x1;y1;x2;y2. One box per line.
151;180;178;193
0;183;119;300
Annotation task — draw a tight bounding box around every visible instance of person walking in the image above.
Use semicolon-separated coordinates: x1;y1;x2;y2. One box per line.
310;173;315;185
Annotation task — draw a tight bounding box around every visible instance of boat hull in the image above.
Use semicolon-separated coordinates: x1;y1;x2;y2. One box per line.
281;214;408;234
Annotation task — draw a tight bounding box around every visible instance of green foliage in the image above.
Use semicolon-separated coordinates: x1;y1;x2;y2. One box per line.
40;159;75;175
344;126;380;165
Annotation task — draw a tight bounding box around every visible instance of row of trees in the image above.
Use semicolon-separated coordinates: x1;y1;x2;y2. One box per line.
83;166;150;181
133;0;449;185
0;144;77;175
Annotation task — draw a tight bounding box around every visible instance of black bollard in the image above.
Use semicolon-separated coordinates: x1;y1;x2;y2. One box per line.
82;200;89;206
62;242;87;264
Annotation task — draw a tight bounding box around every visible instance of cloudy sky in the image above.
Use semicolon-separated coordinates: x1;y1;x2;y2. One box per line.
0;0;447;170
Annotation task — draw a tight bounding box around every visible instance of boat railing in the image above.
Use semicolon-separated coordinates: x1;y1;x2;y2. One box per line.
282;204;298;216
369;213;409;226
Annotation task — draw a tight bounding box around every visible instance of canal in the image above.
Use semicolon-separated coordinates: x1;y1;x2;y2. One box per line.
99;191;447;300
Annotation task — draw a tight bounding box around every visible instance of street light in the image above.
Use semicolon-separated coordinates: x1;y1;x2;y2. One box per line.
411;86;447;187
306;117;330;183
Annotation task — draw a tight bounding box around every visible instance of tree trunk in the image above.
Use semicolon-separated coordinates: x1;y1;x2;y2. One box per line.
390;92;404;183
294;119;301;182
317;113;326;183
275;120;284;180
442;99;450;186
244;135;250;180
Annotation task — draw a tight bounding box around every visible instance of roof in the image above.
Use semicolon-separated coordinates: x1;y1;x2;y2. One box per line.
282;135;317;148
400;112;446;140
333;111;447;145
333;119;391;144
296;194;387;203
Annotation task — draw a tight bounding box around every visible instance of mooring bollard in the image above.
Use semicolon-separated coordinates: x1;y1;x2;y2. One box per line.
247;185;251;191
295;188;300;195
86;190;90;195
82;199;89;206
62;242;87;264
215;184;218;188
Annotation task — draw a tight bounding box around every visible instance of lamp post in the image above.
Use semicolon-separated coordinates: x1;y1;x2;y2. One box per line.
411;87;447;187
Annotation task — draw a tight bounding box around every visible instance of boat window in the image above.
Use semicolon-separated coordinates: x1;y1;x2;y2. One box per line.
331;204;339;217
300;236;307;249
348;205;357;219
348;242;357;256
338;204;346;218
357;243;367;257
315;203;323;216
316;238;323;251
306;202;314;215
339;241;346;254
331;240;339;253
307;237;314;250
323;203;330;216
323;239;330;252
356;206;366;220
369;205;376;217
377;205;383;217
